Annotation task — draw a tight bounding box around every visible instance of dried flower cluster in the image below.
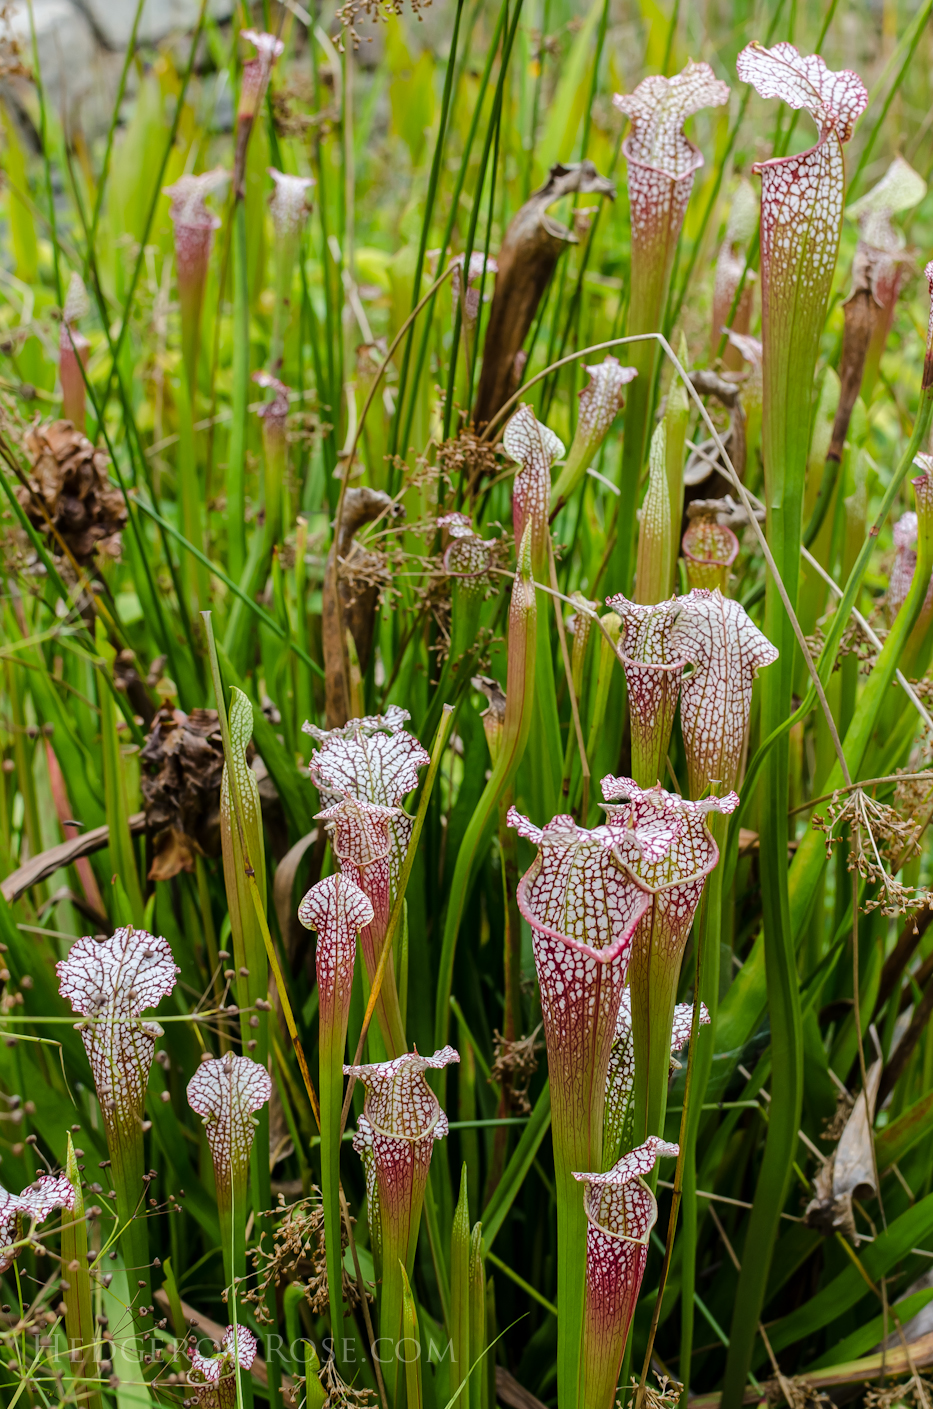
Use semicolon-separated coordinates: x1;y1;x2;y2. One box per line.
812;787;928;915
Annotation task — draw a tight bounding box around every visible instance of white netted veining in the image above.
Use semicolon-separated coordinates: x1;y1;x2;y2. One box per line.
57;929;179;1136
345;1047;459;1140
504;405;565;557
298;873;374;1016
186;1054;272;1192
574;359;639;445
671;588;779;795
0;1176;75;1273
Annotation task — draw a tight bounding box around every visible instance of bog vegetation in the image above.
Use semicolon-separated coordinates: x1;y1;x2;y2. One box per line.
0;1;932;1407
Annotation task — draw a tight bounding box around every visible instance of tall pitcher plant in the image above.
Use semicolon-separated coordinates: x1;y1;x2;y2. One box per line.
611;62;728;590
721;45;868;1409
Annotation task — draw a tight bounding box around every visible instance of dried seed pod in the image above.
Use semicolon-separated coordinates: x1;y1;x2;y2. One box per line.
140;708;226;880
18;421;126;564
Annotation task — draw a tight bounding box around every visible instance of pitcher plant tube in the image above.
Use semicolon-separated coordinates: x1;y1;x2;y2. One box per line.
572;1136;680;1409
307;707;430;1057
604;987;710;1166
186;1053;273;1293
507;802;680;1409
56;928;180;1338
346;1046;459;1404
600;779;738;1145
722;43;868;1409
612;61;729;589
298;872;374;1360
186;1325;258;1408
549;359;638;520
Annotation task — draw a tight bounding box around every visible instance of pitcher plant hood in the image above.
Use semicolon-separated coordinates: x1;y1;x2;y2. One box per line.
57;928;179;1139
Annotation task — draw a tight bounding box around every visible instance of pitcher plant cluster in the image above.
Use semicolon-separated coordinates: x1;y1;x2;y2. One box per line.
1;7;933;1409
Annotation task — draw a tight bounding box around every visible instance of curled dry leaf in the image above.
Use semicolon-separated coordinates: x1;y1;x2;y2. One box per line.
805;1054;882;1239
572;1137;680;1409
0;1175;75;1273
57;929;179;1141
685;367;748;487
473;161;615;428
187;1054;273;1198
187;1324;258;1409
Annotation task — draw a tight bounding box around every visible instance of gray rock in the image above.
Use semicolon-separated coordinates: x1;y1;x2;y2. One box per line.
8;0;98;107
75;0;234;49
